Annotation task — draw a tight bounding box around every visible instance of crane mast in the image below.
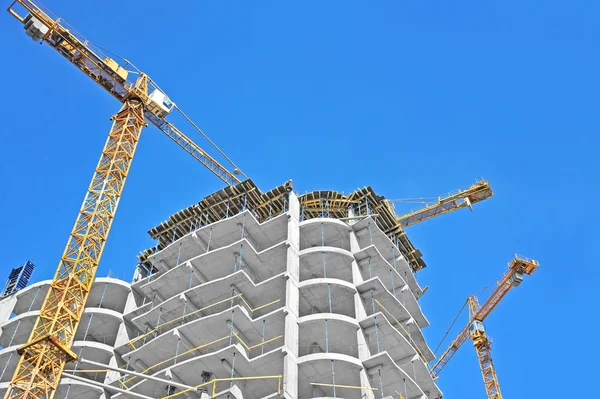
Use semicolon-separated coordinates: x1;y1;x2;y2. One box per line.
6;78;148;399
430;255;539;398
468;296;502;399
4;1;244;399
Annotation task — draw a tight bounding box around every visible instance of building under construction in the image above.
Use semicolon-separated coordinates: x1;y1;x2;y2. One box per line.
1;1;539;398
1;180;445;398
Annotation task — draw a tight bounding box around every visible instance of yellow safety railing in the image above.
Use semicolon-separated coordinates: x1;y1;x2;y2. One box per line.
233;331;284;351
513;253;539;265
66;370;282;399
128;293;281;349
310;382;378;399
163;375;283;399
121;331;283;388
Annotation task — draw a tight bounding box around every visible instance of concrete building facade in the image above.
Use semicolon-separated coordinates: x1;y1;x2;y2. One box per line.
0;181;442;399
115;182;442;399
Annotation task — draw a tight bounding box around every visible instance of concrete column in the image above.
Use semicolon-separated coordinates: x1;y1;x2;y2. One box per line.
359;369;374;399
282;192;299;398
173;328;194;354
123;291;137;315
103;355;122;385
226;319;251;354
113;293;137;349
184;261;207;285
282;352;299;399
191;231;208;253
351;229;377;398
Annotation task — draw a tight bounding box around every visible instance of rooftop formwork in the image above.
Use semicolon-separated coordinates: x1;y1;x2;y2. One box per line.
138;180;426;273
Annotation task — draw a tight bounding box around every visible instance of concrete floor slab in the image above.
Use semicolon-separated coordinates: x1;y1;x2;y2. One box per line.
299;219;352;252
360;312;417;363
297;314;360;358
352;217;423;298
119;306;286;374
358;281;433;361
75;308;124;347
354;244;422;310
405;356;442;399
357;276;429;329
0;310;38;347
135;239;288;302
363;352;426;399
297;353;363;399
8;281;48;316
151;211;289;273
0;378;104;399
298;279;357;318
116;345;285;399
299;247;354;283
129;270;286;341
87;278;132;314
70;341;116;383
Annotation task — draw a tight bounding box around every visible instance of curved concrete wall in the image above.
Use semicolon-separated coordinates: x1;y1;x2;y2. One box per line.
0;277;134;399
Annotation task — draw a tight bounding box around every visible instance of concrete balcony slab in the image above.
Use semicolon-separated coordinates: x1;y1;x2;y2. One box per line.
299;247;354;283
115;344;285;399
150;211;288;273
298;314;360;358
134;239;288;303
297;353;363;399
299;218;352;251
129;270;286;338
298;279;356;318
352;217;423;298
118;306;286;374
363;352;426;399
354;244;422;307
357;277;428;329
360;312;417;363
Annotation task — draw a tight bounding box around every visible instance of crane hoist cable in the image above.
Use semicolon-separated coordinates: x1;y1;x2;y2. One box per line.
75;39;247;180
433;298;468;355
175;105;249;179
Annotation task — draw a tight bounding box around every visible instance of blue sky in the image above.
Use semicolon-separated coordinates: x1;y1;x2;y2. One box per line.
1;1;598;397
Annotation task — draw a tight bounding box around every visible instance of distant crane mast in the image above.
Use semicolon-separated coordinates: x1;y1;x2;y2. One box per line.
5;1;244;399
430;255;539;398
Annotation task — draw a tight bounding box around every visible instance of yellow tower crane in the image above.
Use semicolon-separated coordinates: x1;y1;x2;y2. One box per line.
430;255;539;398
388;179;493;228
5;1;246;399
